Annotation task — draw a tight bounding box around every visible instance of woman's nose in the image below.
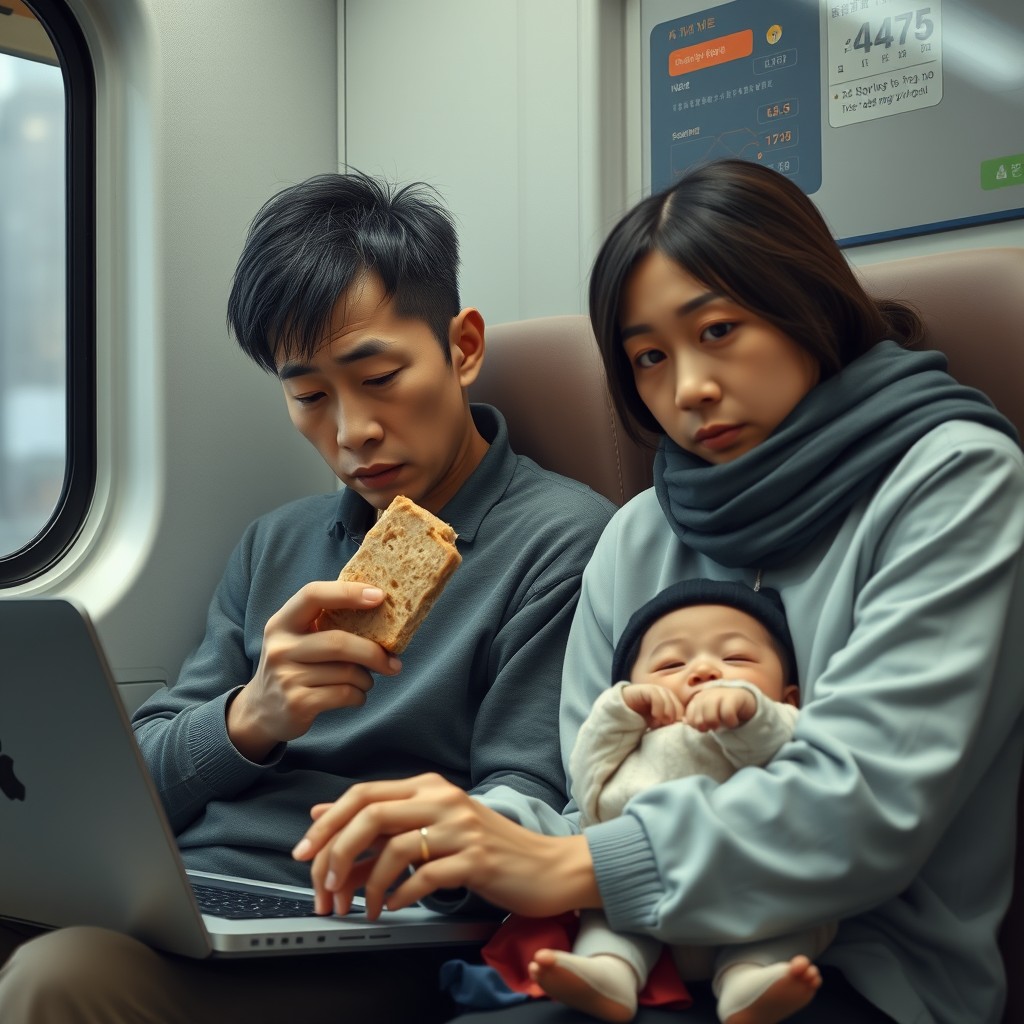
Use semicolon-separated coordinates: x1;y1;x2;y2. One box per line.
674;356;721;409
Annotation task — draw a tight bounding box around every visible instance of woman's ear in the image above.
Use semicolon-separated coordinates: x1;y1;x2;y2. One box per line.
448;308;486;387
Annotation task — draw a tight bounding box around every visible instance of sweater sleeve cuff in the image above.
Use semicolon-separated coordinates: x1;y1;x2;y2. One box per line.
586;814;662;931
187;688;285;795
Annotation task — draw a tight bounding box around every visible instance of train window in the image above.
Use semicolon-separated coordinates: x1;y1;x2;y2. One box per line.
0;0;94;584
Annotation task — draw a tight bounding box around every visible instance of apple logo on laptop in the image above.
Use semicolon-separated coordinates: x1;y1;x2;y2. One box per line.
0;739;26;801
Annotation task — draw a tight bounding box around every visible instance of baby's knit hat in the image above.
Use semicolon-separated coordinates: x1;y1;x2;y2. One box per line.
611;579;798;685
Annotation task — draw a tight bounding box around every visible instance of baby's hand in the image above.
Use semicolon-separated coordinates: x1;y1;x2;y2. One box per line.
684;686;756;732
622;683;684;729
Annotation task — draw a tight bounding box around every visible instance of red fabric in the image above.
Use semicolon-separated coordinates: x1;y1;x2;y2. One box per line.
481;912;692;1009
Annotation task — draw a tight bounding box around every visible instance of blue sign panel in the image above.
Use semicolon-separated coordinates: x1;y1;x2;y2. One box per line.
649;1;822;195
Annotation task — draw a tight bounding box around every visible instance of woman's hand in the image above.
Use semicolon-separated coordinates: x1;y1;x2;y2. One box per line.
291;772;600;920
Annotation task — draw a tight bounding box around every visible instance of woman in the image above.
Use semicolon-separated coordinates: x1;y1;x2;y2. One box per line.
292;160;1024;1023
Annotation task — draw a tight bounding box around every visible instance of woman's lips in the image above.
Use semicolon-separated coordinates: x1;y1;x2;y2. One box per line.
694;425;743;451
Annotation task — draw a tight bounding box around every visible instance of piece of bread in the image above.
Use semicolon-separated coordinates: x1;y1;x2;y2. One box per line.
314;495;461;654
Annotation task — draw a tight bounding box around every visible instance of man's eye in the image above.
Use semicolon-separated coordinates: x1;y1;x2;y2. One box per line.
365;370;400;387
293;392;325;406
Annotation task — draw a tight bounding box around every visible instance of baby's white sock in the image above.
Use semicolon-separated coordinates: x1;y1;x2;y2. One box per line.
715;960;792;1022
542;950;639;1018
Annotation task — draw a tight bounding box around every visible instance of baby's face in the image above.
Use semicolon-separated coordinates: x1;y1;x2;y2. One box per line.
630;603;796;708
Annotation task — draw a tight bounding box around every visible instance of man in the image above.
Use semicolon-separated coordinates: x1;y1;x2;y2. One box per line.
0;173;615;1022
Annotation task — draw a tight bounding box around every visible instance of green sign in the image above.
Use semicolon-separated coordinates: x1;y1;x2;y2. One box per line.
981;153;1024;191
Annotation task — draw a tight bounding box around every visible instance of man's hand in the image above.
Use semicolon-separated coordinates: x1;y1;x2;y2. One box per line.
621;683;684;729
227;581;402;761
684;685;756;732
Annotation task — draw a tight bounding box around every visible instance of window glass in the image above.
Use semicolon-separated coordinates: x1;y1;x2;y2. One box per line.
0;0;93;582
0;44;65;558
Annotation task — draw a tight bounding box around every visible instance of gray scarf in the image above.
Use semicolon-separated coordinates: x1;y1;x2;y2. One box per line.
654;341;1019;568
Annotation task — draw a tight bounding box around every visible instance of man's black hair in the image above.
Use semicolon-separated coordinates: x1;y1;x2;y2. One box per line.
226;172;460;372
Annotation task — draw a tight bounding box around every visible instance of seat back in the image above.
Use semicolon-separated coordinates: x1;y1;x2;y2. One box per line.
471;314;654;506
858;247;1024;1024
857;248;1024;437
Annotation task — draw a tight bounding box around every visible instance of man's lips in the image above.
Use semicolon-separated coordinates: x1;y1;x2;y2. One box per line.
350;464;403;485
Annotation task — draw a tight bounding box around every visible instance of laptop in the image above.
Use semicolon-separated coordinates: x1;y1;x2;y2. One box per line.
0;597;498;958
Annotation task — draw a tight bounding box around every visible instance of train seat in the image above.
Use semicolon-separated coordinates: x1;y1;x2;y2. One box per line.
857;247;1024;439
472;246;1024;1023
471;314;654;507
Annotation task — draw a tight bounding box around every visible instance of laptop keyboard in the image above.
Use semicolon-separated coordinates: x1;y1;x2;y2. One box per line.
192;883;322;920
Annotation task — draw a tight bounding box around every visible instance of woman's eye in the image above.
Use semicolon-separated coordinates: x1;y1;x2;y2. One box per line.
634;350;666;369
365;369;400;388
701;322;736;342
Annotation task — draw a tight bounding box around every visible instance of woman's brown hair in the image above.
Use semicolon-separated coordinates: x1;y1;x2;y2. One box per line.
589;159;924;441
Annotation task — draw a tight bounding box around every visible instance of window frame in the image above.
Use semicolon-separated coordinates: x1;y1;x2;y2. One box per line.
0;0;96;585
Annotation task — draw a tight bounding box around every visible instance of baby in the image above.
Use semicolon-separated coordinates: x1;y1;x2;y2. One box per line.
530;579;835;1024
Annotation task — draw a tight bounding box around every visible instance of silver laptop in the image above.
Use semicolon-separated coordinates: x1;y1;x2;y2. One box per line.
0;597;497;958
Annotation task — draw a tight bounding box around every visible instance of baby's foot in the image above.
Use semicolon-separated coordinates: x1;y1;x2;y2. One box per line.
528;948;638;1023
721;955;822;1024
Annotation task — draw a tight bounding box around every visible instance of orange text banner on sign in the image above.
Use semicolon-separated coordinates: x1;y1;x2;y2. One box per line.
668;29;754;77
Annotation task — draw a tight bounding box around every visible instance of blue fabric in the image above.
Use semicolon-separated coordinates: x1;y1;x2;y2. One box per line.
439;960;529;1011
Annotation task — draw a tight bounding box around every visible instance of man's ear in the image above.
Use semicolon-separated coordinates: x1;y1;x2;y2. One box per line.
448;308;485;388
783;684;800;709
